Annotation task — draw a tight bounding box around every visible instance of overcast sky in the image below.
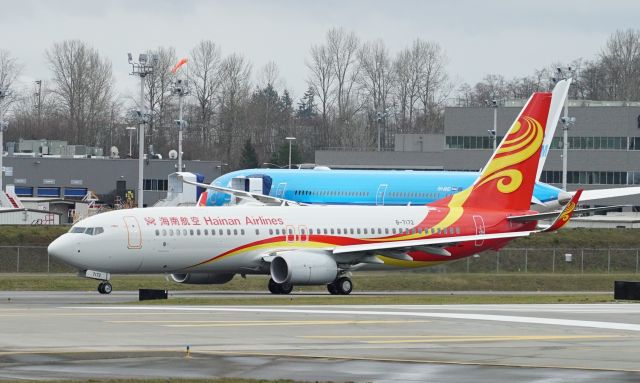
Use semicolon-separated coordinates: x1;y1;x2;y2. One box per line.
3;0;640;102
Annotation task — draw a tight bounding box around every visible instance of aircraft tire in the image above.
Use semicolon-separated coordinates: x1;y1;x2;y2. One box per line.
102;282;113;294
335;277;353;295
327;283;339;295
280;282;293;294
97;282;104;294
268;278;282;294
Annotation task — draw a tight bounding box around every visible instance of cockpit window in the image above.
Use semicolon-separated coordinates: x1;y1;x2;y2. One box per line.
69;226;104;235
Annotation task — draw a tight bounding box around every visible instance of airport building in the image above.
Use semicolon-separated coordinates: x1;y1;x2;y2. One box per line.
315;100;640;211
1;146;222;208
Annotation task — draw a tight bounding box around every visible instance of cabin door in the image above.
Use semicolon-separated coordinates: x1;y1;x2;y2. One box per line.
472;215;485;247
123;216;142;249
376;184;388;206
275;182;287;198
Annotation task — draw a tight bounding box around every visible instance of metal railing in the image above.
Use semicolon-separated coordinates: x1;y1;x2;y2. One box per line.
0;246;638;274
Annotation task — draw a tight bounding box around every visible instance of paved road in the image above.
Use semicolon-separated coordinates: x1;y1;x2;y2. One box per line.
1;294;639;382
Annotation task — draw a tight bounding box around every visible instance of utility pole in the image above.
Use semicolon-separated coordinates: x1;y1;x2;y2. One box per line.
128;52;157;208
0;89;8;192
376;111;387;151
486;99;498;149
34;80;42;130
285;137;296;169
172;79;189;172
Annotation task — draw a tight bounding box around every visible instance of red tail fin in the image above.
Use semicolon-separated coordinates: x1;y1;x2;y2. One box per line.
436;92;553;211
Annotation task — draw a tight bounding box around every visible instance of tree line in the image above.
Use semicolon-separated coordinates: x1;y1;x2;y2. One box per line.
1;28;640;169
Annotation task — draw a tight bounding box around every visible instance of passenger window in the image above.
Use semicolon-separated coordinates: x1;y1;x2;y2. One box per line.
275;229;280;235
190;229;194;236
330;228;335;234
197;229;201;236
392;228;396;234
456;227;461;234
364;228;368;234
336;228;341;234
233;229;238;235
323;229;328;234
385;228;389;234
162;229;167;236
269;229;273;235
219;229;223;235
155;229;160;236
350;228;354;235
255;229;259;235
241;229;245;235
176;230;181;236
357;228;361;234
227;229;231;235
204;229;208;235
449;227;455;234
183;229;188;236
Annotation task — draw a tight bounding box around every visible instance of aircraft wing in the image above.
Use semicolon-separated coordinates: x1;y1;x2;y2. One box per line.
332;231;534;256
181;178;304;206
578;186;640;202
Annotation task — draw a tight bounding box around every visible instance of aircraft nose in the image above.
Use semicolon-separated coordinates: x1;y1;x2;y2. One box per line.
48;235;75;266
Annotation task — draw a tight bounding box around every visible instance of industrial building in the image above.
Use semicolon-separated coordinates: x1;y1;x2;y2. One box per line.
315;100;640;211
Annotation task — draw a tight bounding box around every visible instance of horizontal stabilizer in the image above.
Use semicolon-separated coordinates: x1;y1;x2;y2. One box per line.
579;186;640;202
181;177;303;206
509;205;627;222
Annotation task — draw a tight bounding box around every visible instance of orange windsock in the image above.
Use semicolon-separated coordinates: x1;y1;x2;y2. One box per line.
171;58;188;73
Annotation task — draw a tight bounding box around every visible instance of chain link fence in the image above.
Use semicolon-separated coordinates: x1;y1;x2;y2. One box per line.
0;246;639;274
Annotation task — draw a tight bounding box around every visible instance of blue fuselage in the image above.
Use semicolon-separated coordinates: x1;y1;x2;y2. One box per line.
206;169;562;207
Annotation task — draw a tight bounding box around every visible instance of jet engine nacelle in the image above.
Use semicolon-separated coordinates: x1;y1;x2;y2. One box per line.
170;272;235;284
270;251;338;285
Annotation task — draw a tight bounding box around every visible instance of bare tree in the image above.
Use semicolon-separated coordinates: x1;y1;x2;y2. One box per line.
218;53;252;165
144;46;177;155
189;40;223;152
358;40;394;147
307;43;334;145
414;39;451;133
392;46;422;133
327;27;360;122
46;40;114;146
598;29;640;101
257;61;283;90
0;50;22;116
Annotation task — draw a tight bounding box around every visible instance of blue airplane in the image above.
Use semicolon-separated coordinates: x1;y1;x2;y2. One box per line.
203;168;569;209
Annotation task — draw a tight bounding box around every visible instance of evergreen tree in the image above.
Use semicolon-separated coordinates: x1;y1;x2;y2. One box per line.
269;142;302;168
240;139;259;169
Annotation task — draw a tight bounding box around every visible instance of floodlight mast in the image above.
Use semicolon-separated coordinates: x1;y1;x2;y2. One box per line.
172;79;190;172
0;89;9;192
128;52;157;208
554;67;575;191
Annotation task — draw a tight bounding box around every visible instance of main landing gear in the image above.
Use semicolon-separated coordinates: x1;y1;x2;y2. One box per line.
97;281;113;295
268;278;293;295
327;276;353;295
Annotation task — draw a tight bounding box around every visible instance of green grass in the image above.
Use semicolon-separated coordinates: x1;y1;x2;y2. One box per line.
48;380;300;383
0;272;635;292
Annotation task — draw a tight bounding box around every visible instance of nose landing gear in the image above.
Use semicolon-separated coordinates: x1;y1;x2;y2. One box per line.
97;281;113;294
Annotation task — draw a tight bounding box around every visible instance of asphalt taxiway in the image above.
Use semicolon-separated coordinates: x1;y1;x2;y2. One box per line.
1;294;639;382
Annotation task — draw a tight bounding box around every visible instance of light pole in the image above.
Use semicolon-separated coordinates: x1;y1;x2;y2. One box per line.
0;89;9;192
172;79;189;172
376;111;387;151
126;126;136;157
128;52;157;208
485;99;498;149
285;137;296;169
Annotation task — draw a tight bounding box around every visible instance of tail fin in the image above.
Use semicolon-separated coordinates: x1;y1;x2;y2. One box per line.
436;91;553;211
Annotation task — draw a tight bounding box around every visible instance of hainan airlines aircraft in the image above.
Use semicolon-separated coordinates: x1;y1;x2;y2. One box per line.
47;84;617;295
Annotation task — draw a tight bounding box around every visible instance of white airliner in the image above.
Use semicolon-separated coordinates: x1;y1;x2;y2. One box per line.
47;81;618;295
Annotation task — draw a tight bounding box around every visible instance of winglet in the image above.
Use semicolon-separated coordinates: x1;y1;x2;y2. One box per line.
541;189;582;232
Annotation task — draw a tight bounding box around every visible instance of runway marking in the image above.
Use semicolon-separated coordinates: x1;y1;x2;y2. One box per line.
75;306;640;332
302;334;622;344
106;319;430;327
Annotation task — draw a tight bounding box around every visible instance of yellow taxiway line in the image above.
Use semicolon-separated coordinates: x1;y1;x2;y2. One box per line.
106;319;431;327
